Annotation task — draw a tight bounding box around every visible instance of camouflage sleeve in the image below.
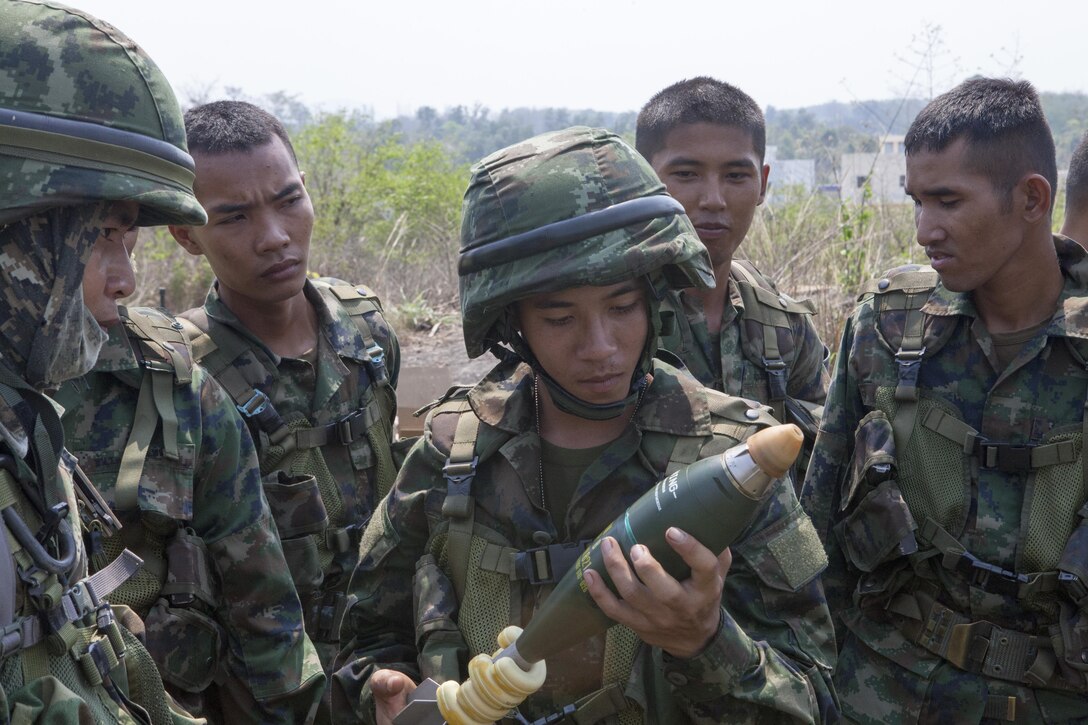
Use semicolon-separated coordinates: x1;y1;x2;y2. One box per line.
800;313;863;640
661;480;839;723
786;310;830;407
332;437;438;723
188;367;325;723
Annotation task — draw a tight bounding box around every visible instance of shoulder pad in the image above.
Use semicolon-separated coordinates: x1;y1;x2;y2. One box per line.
704;389;776;436
860;265;939;299
731;260;816;315
122;306;193;384
415;384;473;419
324;282;385;310
422;389;478;458
174;311;218;365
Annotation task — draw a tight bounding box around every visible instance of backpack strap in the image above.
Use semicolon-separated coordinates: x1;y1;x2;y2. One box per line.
865;268;942;450
730;260;815;423
439;400;481;602
114;308;198;510
324;283;399;497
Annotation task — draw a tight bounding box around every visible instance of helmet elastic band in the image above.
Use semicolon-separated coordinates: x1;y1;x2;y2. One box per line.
459;195;684;275
0;107;196;189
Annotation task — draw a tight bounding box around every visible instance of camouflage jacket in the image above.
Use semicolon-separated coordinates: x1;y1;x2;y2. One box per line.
180;278;400;671
334;358;838;724
55;308;324;724
657;260;829;413
802;236;1088;723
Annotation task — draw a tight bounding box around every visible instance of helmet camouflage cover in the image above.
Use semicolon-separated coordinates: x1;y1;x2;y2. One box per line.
0;0;206;227
459;125;714;359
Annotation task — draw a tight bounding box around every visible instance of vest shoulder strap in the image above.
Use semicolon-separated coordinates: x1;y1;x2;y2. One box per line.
863;266;957;448
121;306;192;384
729;261;816;421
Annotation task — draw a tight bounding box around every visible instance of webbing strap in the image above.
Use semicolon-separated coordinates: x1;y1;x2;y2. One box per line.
922;408;1079;471
890;591;1067;691
892;300;927;449
478;540;593;584
150;370;179;462
441;403;480;602
0;498;13;629
730;262;790;422
0;469;63;610
569;682;629;725
115;374;156;512
2;549;141;663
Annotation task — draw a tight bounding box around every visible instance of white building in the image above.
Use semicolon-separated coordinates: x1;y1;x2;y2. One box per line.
840;134;909;205
766;145;816;203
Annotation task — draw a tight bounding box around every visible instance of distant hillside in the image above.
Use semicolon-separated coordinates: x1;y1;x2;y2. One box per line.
241;87;1088;179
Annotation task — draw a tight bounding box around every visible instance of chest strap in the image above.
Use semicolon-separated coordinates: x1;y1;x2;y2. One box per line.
914;518;1069;603
477;540;593;585
441;401;481;602
922;408;1078;472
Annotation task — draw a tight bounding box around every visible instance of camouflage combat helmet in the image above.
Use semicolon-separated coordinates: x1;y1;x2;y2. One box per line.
0;0;206;227
459;126;714;418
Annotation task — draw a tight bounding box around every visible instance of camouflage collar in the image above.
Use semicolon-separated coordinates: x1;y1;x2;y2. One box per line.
90;322;140;375
466;358;713;437
921;235;1088;341
202;279;368;364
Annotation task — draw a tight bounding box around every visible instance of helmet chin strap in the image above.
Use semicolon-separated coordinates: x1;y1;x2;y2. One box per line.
507;334;651;422
496;275;666;422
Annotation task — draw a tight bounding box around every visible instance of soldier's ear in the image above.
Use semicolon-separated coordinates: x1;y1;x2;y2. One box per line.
300;170;307;186
169;225;205;257
1019;173;1052;224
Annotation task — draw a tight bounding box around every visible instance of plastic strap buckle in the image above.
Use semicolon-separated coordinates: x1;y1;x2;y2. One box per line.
236;388;270;418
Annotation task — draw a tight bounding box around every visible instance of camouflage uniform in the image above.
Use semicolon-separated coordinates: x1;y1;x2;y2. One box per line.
0;2;208;721
658;263;829;484
335;358;837;723
54;307;324;723
802;236;1088;723
179;278;400;672
333;127;837;724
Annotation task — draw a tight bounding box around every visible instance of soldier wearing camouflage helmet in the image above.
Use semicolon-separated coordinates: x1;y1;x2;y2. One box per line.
802;78;1088;722
0;1;204;721
53;222;324;720
333;127;838;724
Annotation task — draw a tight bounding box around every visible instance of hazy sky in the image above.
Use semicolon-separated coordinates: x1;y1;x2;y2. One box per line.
74;0;1086;118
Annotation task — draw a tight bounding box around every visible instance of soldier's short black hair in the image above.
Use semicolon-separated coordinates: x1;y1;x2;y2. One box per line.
635;77;765;162
184;100;298;166
1065;131;1088;218
904;77;1056;210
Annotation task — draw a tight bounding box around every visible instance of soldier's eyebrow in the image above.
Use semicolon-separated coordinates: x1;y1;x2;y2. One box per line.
273;182;303;201
208;200;251;216
665;156;756;170
207;182;304;216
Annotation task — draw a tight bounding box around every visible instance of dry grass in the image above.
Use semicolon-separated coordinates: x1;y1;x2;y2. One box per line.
130;190;923;357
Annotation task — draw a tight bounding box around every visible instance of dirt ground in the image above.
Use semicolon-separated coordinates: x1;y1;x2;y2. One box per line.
395;318;495;435
398;318;495;384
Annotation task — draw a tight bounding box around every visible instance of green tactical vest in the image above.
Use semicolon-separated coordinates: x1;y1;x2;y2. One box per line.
417;382;768;725
178;281;396;646
0;367;184;723
847;267;1088;696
